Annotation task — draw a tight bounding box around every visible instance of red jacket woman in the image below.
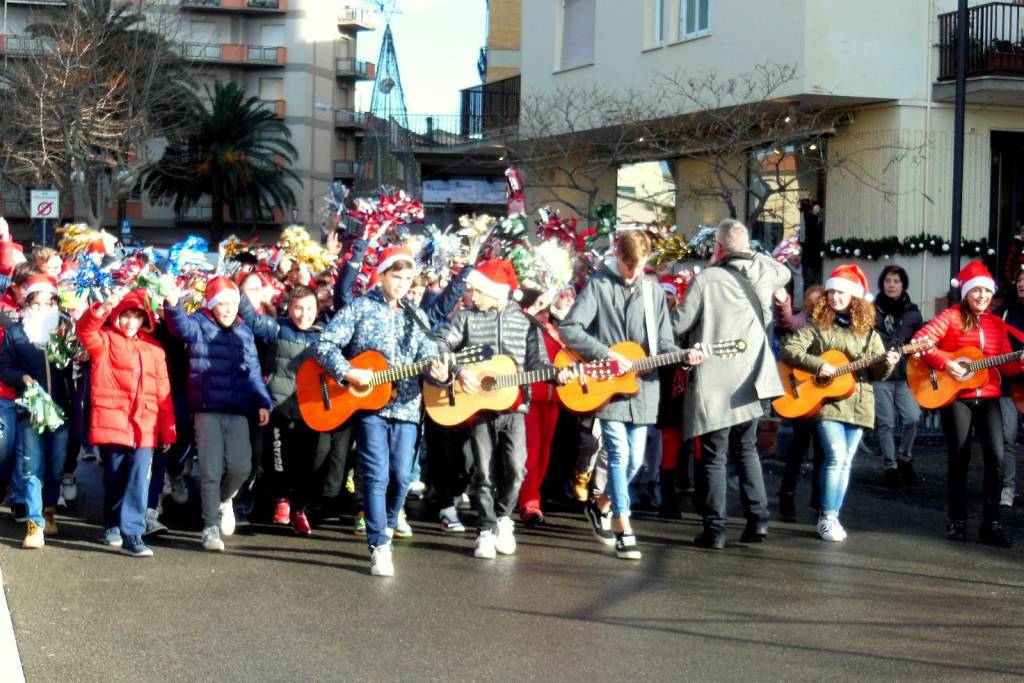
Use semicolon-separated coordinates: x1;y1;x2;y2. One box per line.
77;289;176;449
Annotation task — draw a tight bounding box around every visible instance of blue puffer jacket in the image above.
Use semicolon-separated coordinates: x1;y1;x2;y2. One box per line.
0;322;74;411
164;302;272;416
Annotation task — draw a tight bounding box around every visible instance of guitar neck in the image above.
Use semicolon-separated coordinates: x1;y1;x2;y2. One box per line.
631;349;694;374
967;349;1024;373
370;359;433;387
491;366;560;390
833;354;886;378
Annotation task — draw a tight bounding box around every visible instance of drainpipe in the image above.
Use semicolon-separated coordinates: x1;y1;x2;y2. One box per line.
921;0;936;310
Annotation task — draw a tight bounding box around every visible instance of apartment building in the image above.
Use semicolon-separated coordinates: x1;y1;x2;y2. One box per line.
0;0;375;242
520;0;1024;312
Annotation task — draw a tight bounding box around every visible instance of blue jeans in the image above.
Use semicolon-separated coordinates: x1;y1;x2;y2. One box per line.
101;446;153;536
600;420;647;519
873;381;920;469
816;420;863;516
355;414;417;548
0;398;20;502
15;416;69;525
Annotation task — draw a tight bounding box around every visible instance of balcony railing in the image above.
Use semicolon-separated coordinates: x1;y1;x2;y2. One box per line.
337;6;374;30
459;74;520;138
0;35;54;57
334;110;367;127
179;42;286;66
180;0;286;12
333;160;356;176
335;57;375;80
938;2;1024;80
255;99;286;117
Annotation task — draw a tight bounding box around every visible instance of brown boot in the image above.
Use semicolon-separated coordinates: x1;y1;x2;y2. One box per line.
23;520;44;549
42;507;58;536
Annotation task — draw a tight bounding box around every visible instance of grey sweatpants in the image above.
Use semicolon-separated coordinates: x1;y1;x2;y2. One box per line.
195;412;253;528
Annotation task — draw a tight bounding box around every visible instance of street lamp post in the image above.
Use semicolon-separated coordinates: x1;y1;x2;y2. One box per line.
949;0;968;303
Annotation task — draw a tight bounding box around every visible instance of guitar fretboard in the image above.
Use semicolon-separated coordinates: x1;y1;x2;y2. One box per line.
632;349;699;374
830;342;924;378
370;359;434;387
965;349;1024;373
492;366;560;389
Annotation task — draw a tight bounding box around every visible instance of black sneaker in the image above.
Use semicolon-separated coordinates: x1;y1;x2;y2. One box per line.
583;500;615;545
897;460;918;486
740;525;768;543
945;519;967;542
615;533;641;560
978;523;1014;548
778;491;796;521
884;469;902;489
694;530;726;549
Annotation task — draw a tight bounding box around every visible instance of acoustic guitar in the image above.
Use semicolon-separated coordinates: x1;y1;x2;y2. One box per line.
907;345;1024;410
553;339;747;414
422;354;615;426
773;338;934;419
296;345;491;432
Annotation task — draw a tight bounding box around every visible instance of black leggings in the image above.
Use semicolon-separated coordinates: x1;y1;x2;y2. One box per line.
939;398;1004;525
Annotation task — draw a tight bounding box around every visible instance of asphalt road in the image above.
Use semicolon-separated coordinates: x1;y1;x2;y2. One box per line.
1;446;1023;682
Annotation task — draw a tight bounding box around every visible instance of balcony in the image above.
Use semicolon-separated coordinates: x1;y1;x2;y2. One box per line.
179;42;286;67
337;6;373;32
2;1;67;6
180;0;287;14
335;57;375;81
333;109;367;130
458;74;520;139
333;160;356;177
0;35;54;57
936;3;1024;103
255;99;286;117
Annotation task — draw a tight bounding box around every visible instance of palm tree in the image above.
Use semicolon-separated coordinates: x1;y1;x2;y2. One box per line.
144;81;301;243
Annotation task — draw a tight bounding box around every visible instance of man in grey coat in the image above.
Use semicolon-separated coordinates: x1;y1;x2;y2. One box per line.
560;230;703;560
672;219;791;549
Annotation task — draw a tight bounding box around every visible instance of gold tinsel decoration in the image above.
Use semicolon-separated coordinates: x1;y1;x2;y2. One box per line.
650;234;691;266
277;226;334;274
56;223;103;258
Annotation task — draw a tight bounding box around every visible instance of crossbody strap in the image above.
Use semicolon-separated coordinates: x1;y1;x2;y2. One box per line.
717;263;766;331
642;278;658;356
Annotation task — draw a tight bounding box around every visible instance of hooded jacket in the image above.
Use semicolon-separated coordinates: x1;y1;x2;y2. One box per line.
76;290;176;448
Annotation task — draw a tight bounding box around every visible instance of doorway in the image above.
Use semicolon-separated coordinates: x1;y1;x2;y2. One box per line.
990;131;1024;290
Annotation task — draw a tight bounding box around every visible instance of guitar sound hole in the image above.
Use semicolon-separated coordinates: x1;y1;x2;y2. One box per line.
813;376;832;387
480;376;496;393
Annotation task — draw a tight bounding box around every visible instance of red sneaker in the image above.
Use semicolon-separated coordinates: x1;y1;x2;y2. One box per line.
272;499;291;525
292;510;312;536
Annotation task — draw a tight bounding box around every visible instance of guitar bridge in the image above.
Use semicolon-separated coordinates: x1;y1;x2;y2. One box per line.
445;384;456;407
928;369;938;391
788;370;800;397
319;373;332;410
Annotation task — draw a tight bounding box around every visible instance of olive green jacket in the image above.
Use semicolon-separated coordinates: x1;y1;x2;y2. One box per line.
780;322;892;429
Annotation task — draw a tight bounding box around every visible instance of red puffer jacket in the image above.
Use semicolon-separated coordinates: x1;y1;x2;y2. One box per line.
0;291;18;401
76;290;176;448
914;304;1024;400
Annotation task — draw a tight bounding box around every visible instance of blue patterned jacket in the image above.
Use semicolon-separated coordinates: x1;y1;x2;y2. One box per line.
313;287;437;423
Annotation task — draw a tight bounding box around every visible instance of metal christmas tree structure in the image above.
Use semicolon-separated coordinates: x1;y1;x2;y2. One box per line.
356;21;419;197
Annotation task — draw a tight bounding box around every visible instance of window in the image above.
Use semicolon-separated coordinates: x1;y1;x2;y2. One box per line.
646;0;670;48
679;0;710;39
559;0;595;70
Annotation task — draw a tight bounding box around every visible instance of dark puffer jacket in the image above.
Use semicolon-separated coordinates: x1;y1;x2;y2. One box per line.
238;295;322;420
0;320;74;411
164;302;272;416
434;303;547;411
873;292;923;382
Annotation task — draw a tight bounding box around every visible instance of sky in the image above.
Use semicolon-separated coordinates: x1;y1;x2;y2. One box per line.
354;0;488;116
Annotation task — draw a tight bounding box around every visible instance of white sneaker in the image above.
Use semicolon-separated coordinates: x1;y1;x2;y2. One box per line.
817;515;846;542
474;529;497;559
370;544;395;577
143;508;168;537
494;516;516;555
394;508;413;538
202;525;224;551
408;480;426;495
219;501;236;537
60;474;77;503
169;475;189;505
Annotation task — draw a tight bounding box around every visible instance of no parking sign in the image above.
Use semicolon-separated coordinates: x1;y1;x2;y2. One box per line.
30;189;59;219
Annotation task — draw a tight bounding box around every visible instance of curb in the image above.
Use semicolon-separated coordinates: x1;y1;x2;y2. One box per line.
0;560;25;683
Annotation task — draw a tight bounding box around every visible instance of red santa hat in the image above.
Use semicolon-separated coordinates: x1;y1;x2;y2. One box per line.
23;274;58;299
825;263;873;302
0;240;25;277
375;246;416;275
951;259;995;295
204;275;240;310
466;259;519;301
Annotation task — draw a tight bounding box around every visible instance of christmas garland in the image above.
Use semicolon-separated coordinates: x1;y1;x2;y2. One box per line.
822;234;995;261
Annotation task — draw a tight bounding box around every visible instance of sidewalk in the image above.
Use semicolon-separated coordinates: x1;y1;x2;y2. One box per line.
0;560;25;683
